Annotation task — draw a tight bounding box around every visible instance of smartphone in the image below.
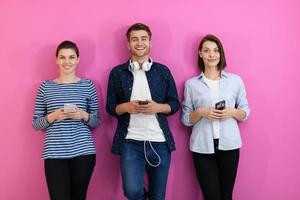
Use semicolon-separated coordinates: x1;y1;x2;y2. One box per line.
64;103;77;112
215;100;225;110
138;100;149;105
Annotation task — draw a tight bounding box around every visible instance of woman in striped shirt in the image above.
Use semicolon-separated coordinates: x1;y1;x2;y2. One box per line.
33;40;100;200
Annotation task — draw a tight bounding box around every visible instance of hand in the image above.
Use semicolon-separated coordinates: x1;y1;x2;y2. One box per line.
200;107;236;121
64;108;89;121
218;108;237;120
116;100;140;115
198;108;223;121
47;108;69;123
136;100;162;115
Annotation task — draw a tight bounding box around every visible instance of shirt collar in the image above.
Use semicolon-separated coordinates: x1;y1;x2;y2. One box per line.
198;71;228;80
122;60;131;71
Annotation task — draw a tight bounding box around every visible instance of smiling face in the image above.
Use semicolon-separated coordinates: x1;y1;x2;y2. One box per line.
127;30;152;61
56;48;79;76
199;41;220;69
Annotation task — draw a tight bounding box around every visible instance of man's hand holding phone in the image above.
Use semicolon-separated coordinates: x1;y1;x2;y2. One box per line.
116;100;140;115
136;100;163;115
138;100;149;105
116;100;168;115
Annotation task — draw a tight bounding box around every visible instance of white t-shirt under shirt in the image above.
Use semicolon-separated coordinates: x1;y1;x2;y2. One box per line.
126;69;166;142
202;75;220;139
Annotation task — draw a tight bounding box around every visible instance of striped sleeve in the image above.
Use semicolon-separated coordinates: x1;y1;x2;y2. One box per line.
32;82;50;130
84;81;100;128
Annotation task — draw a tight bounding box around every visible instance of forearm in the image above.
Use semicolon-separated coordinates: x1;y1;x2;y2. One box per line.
116;103;127;116
159;103;171;114
232;108;246;121
46;112;57;124
189;109;203;125
81;110;89;122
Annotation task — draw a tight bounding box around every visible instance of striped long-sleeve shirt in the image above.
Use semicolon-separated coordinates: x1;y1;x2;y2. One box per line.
33;79;100;159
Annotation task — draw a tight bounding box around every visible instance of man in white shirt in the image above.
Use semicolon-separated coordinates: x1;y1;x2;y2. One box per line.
106;23;179;200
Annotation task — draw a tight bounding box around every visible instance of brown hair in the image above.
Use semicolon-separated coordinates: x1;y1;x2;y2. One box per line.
198;34;226;72
126;23;152;41
56;40;79;57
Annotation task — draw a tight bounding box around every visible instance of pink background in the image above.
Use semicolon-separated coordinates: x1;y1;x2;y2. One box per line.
1;0;300;199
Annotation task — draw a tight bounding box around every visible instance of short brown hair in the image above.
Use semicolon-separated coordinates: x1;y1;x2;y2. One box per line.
56;40;79;57
126;23;152;41
198;34;226;72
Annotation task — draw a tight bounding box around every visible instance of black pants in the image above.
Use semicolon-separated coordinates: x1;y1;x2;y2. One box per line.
193;140;239;200
44;154;96;200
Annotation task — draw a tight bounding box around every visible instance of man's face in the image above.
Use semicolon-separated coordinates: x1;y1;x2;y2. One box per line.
127;30;152;59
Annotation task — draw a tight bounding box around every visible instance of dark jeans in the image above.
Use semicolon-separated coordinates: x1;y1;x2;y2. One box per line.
44;154;96;200
193;140;239;200
120;140;171;200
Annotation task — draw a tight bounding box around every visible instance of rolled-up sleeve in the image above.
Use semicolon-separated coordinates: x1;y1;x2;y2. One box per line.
235;77;250;121
181;82;194;127
165;69;180;115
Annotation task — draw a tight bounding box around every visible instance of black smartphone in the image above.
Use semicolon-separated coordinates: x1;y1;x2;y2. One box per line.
138;100;149;105
215;100;225;110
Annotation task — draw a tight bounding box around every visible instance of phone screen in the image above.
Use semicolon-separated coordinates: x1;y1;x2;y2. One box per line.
138;100;148;105
215;100;225;110
64;103;77;112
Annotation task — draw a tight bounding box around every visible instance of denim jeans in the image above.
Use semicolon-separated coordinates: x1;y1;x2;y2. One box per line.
120;139;171;200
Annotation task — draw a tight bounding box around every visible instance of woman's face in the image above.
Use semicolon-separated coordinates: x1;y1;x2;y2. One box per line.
199;41;220;69
56;48;79;75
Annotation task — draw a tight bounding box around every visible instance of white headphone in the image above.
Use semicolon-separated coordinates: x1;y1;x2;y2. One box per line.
129;58;153;72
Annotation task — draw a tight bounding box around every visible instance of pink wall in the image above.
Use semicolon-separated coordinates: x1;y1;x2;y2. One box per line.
1;0;299;199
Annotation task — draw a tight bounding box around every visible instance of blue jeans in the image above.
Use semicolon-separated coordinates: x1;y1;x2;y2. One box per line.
120;140;171;200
